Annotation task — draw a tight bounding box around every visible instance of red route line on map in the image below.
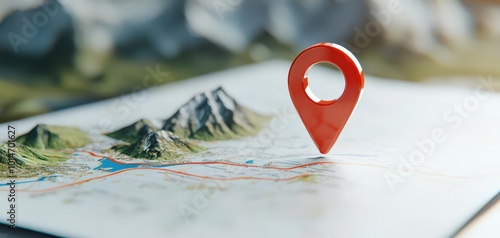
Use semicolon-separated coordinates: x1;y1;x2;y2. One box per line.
13;168;315;193
81;152;491;179
2;151;336;193
1;151;480;193
1;151;334;193
84;151;338;171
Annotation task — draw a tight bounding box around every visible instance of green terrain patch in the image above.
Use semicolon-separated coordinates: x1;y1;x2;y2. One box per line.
0;124;91;177
17;124;91;150
0;142;69;178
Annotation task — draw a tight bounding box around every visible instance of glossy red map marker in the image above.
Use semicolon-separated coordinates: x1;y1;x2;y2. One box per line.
288;43;364;154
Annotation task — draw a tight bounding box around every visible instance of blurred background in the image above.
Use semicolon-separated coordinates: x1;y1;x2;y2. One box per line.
0;0;499;122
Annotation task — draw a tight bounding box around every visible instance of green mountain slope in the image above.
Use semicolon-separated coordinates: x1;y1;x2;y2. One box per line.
17;124;91;150
0;142;68;177
105;119;158;143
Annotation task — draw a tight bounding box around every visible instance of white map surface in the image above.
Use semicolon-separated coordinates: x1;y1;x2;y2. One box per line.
1;60;499;238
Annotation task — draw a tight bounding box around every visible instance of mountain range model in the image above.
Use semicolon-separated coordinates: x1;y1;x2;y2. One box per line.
163;87;269;140
17;124;91;150
2;87;269;173
112;130;204;160
106;119;158;143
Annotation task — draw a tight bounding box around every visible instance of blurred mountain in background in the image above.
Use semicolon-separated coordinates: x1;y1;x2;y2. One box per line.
0;0;499;122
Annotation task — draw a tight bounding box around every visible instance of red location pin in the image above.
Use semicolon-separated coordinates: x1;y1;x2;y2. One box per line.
288;43;364;154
